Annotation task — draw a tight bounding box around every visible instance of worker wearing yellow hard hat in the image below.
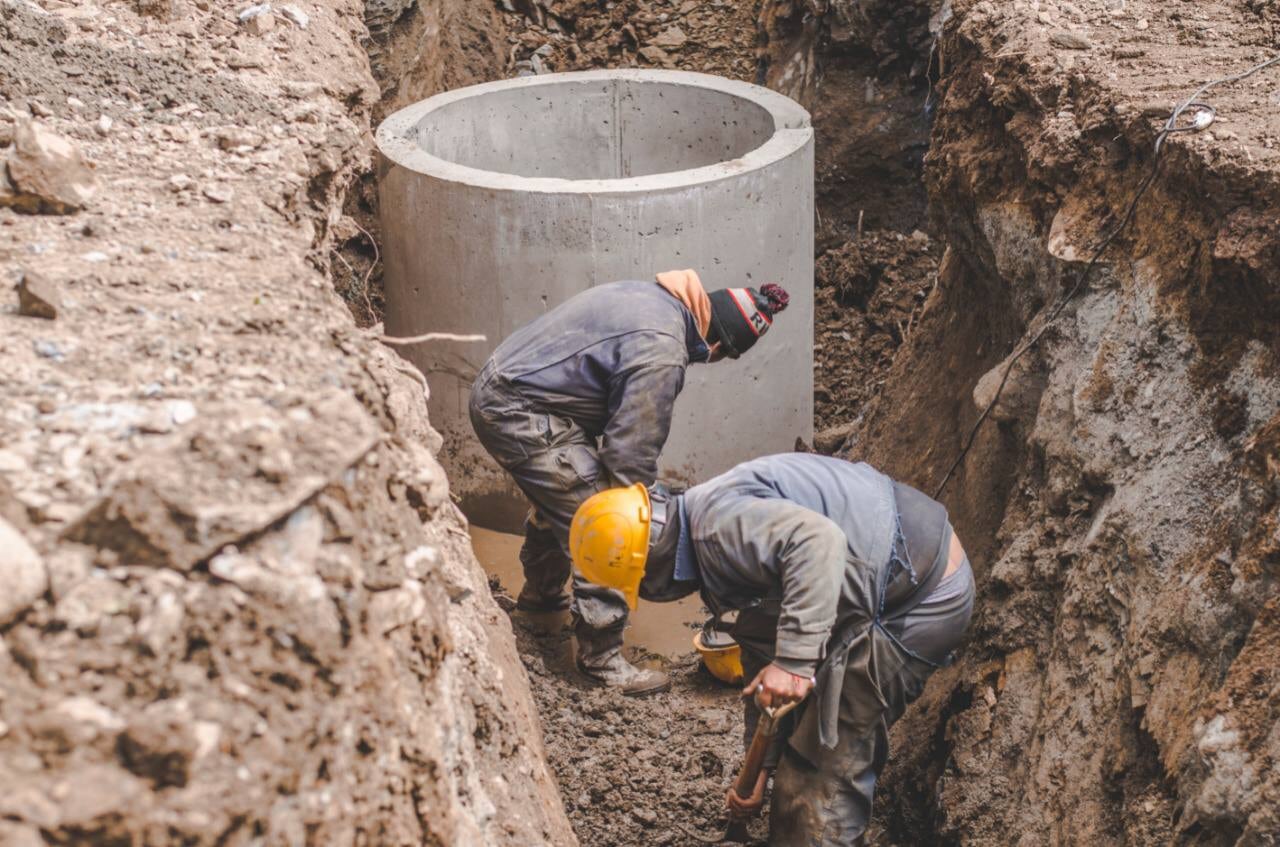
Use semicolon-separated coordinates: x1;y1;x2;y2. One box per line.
570;453;976;847
566;481;744;685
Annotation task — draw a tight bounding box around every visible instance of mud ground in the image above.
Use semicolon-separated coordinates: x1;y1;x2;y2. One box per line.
491;580;765;847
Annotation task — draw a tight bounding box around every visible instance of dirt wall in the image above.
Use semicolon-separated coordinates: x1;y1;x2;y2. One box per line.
0;0;573;843
851;1;1280;843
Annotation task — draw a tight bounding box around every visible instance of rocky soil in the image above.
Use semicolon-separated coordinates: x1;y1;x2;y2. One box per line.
0;0;571;844
6;0;1279;844
814;227;941;444
849;1;1280;844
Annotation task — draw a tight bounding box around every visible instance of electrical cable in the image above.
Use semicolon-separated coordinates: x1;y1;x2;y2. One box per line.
932;52;1280;500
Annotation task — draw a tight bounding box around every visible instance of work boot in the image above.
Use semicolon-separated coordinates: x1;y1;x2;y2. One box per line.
575;623;670;696
576;653;671;696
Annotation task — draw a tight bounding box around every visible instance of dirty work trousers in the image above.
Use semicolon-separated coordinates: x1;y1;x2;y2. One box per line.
737;558;975;847
468;364;631;669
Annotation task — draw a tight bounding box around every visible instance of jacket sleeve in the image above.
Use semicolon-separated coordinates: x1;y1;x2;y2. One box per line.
598;363;686;486
703;498;848;678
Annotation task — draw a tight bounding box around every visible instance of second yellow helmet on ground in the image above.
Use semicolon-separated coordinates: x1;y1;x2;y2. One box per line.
569;483;652;609
693;630;745;685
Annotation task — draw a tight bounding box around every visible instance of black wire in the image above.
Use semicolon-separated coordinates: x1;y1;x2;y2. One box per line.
931;53;1280;500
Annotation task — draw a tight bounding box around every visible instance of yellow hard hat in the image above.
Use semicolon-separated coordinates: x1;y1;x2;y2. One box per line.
694;630;745;685
569;483;652;610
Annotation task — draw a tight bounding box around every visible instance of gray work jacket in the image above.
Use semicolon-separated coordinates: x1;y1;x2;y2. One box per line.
677;454;950;749
681;454;898;676
483;281;709;485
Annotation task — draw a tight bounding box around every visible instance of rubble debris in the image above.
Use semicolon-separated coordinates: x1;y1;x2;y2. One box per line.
239;2;275;35
1;120;97;214
650;25;689;50
280;4;308;29
1049;30;1092;50
814;230;940;429
0;517;49;626
16;270;60;320
201;184;232;203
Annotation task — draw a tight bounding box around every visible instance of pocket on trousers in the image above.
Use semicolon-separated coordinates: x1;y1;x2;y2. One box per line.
552;444;601;490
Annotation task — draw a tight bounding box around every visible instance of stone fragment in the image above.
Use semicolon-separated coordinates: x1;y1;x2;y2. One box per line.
240;3;275;34
215;126;264;150
19;277;63;320
813;421;856;455
1049;30;1092;49
202;184;232;203
650;25;688;49
972;351;1045;423
3;120;97;214
279;4;308;28
95;114;113;136
639;45;672;66
54;574;128;634
53;696;126;733
16;270;59;319
0;517;48;626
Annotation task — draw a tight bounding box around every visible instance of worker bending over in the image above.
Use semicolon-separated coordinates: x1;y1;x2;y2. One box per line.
469;271;790;695
570;453;975;844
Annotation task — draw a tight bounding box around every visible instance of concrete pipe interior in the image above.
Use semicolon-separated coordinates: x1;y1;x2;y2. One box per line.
413;77;778;179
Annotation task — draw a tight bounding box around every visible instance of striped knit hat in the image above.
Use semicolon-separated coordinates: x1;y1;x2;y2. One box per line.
707;283;790;358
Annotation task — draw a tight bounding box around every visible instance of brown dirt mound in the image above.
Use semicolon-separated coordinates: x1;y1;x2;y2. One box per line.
815;229;941;435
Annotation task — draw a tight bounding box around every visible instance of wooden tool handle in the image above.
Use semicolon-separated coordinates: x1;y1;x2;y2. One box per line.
730;699;799;800
732;722;773;799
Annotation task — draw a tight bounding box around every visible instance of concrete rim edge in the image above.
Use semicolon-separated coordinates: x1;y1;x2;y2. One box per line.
375;69;814;196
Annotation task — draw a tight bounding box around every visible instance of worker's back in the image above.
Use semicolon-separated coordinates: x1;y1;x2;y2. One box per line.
485;280;707;435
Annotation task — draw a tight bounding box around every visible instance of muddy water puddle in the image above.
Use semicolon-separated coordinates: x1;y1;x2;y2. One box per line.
470;526;708;659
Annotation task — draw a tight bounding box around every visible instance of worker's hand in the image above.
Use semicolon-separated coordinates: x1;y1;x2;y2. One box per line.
742;663;814;710
725;768;768;819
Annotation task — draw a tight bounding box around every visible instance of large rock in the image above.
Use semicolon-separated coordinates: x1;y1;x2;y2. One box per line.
66;392;379;571
3;120;97;214
0;517;47;625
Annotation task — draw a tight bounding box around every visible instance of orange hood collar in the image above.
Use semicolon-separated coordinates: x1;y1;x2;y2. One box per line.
655;269;711;339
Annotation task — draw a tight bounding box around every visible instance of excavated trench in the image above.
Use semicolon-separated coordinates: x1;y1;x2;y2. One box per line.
1;0;1273;844
348;1;1280;845
3;0;1273;844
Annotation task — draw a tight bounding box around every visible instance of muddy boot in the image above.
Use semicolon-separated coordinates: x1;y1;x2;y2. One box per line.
575;624;670;696
516;512;572;612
